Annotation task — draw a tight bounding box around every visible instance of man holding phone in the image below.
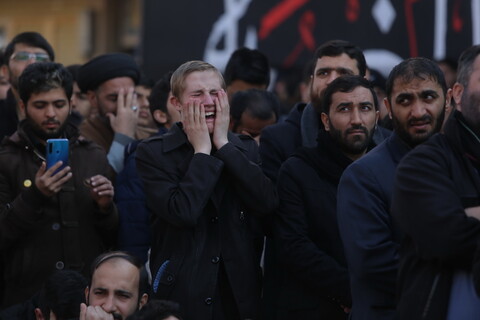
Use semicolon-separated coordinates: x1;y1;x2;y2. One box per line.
0;62;117;308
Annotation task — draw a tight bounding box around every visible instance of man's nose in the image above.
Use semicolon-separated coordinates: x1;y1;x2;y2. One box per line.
45;105;56;118
327;71;340;85
204;93;215;105
350;108;362;125
102;295;117;313
411;102;426;118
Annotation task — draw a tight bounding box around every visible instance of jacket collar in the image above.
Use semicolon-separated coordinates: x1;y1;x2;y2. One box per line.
162;122;248;153
386;131;412;164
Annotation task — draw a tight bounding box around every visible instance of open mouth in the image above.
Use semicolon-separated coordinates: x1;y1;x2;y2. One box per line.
205;111;216;119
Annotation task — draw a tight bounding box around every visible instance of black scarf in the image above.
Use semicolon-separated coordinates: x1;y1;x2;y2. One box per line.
294;128;353;185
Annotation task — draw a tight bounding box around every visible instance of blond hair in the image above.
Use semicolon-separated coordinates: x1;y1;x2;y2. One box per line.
170;60;226;98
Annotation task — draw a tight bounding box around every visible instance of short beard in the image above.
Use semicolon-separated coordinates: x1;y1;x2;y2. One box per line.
25;115;67;141
328;121;374;156
460;87;480;134
393;108;445;148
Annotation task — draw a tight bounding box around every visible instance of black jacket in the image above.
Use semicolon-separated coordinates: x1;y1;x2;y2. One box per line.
136;124;277;320
392;111;480;319
0;122;117;308
273;129;353;319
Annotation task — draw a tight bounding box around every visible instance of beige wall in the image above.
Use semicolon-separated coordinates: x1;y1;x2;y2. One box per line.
0;0;141;66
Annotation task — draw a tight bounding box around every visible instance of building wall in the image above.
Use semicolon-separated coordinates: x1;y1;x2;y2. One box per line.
0;0;141;66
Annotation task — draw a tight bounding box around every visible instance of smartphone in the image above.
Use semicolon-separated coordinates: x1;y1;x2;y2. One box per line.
46;139;69;173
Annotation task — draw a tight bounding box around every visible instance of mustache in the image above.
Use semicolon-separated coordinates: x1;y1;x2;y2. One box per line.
408;114;432;126
345;125;368;135
112;313;122;320
41;119;61;126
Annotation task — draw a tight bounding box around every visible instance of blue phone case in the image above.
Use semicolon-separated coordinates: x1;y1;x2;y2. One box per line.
46;139;69;172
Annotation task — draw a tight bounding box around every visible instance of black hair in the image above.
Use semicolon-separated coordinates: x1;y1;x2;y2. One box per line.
385;57;447;103
37;270;87;320
89;251;150;302
138;73;155;89
314;40;366;77
230;89;279;132
224;47;270;86
456;45;480;87
126;300;183;320
4;31;55;63
18;62;73;105
321;75;378;114
437;57;458;72
148;71;173;127
66;64;81;82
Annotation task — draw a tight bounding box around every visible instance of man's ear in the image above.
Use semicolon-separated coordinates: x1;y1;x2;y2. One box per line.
384;97;393;119
452;82;464;112
229;118;235;131
170;95;182;112
18;99;26;115
321;112;330;131
34;308;45;320
87;90;97;108
84;286;89;304
153;109;168;125
138;293;148;310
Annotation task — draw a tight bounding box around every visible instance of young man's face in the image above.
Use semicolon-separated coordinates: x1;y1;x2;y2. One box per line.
22;87;71;140
136;85;155;128
90;77;135;117
233;110;276;144
175;70;224;134
321;86;378;159
311;53;360;107
8;43;50;89
71;82;92;119
86;259;147;320
386;76;446;147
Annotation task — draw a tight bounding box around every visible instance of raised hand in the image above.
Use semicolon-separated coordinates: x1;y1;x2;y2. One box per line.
35;161;72;197
212;89;230;149
106;87;138;138
85;175;114;212
182;99;211;154
80;303;114;320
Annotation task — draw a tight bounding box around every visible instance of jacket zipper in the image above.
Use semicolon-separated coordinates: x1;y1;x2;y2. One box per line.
422;273;440;319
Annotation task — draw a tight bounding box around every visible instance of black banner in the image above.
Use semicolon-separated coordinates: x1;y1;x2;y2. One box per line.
142;0;479;80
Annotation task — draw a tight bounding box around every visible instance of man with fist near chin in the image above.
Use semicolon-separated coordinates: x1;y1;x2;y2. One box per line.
136;60;277;320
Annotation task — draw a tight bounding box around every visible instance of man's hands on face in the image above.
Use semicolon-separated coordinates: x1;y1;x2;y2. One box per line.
85;175;114;212
107;87;138;138
182;99;212;154
35;162;72;197
80;303;114;320
212;89;229;150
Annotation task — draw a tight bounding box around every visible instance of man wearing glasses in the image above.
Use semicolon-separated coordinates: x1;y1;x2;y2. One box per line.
0;31;54;140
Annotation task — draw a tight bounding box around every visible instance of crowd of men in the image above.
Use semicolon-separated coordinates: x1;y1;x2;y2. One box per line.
0;30;479;320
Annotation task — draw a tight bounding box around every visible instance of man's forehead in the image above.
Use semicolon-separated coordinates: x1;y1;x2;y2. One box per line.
98;77;135;93
332;86;374;103
184;72;222;92
315;54;358;71
391;76;442;95
29;88;68;103
13;43;47;54
91;259;139;289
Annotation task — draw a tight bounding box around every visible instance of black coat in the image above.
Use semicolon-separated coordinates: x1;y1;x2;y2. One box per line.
337;133;409;320
392;111;480;319
0;122;117;308
273;130;352;319
135;124;277;320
